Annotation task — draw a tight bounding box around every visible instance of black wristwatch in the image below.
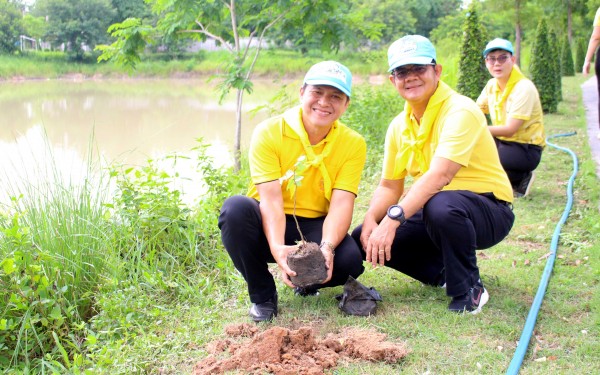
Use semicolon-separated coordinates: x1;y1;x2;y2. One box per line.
387;204;406;225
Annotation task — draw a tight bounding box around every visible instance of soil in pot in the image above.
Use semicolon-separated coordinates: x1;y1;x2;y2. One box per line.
287;241;327;287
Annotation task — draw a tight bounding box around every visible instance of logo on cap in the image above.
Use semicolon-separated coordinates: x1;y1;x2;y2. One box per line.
317;62;347;82
395;40;418;59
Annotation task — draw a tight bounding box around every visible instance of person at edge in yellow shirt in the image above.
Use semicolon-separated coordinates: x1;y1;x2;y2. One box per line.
476;38;546;198
583;6;600;137
351;35;515;314
218;61;367;322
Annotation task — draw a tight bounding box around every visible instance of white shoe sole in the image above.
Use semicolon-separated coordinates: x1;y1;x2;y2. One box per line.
470;288;489;315
522;172;535;197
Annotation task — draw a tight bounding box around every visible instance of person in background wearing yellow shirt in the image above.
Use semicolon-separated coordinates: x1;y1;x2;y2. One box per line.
352;35;514;314
583;6;600;136
219;61;367;322
477;38;545;198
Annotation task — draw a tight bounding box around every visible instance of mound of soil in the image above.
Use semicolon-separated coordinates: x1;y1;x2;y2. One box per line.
287;241;327;287
193;324;409;375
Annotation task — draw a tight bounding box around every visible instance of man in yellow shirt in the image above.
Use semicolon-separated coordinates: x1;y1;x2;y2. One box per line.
352;35;514;314
219;61;367;322
477;38;545;198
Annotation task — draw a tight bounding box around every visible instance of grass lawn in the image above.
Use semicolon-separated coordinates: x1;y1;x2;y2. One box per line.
81;75;600;374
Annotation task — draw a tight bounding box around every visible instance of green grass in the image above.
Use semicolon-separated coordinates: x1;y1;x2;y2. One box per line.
0;62;598;373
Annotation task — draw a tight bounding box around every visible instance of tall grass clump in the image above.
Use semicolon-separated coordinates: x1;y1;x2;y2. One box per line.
85;144;249;373
0;131;246;372
0;138;119;372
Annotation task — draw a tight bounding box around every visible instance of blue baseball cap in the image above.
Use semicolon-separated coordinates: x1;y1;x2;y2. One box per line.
387;35;437;72
483;38;514;57
303;61;352;98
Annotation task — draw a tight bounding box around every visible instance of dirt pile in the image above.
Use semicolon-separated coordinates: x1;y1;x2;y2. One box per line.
193;323;409;375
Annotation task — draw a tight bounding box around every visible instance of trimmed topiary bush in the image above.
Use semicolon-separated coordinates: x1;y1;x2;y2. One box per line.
549;31;562;101
561;35;575;76
457;4;489;100
530;19;559;113
575;38;586;73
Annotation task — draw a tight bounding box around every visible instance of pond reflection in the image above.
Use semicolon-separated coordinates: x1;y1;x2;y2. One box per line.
0;77;297;205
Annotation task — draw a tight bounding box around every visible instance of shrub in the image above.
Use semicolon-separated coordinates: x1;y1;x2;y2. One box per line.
457;4;489;100
530;19;559;113
561;36;575;76
549;31;562;101
575;38;586;73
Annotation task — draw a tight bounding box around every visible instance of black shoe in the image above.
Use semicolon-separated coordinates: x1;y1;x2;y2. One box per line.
448;281;489;314
249;292;278;322
294;286;320;297
513;172;535;198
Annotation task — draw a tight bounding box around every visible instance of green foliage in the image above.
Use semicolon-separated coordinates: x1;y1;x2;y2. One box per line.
40;0;116;61
0;164;116;371
106;141;245;284
107;160;197;283
214;55;254;104
0;236;88;371
110;0;153;24
561;35;575;76
457;4;489;100
0;0;24;53
342;84;403;177
281;155;309;198
429;10;466;44
97;18;154;69
549;30;563;101
530;19;559;113
575;37;586;73
408;0;462;38
22;14;47;42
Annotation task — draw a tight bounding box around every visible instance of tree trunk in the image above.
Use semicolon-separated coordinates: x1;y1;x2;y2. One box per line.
234;88;243;171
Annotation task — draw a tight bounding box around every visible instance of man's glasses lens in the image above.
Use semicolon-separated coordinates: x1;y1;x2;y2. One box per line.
485;55;509;64
393;65;431;78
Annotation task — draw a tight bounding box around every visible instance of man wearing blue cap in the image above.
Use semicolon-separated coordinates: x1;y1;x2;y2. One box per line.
352;35;514;314
477;38;545;198
219;61;367;322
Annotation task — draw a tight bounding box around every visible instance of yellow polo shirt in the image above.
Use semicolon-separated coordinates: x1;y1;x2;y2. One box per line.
477;76;546;147
248;105;367;218
383;82;513;203
594;7;600;26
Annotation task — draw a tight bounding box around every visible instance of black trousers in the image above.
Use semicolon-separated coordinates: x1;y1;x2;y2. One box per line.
494;138;543;188
351;190;515;297
218;195;365;304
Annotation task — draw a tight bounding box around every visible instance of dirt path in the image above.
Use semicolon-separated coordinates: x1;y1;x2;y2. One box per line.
581;77;600;179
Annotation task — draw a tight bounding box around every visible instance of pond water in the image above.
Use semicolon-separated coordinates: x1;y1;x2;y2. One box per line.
0;77;298;205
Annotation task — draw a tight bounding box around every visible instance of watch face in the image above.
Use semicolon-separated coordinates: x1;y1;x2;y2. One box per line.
389;206;402;217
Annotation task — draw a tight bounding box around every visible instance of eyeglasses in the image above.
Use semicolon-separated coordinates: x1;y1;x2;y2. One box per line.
391;64;435;79
485;54;510;65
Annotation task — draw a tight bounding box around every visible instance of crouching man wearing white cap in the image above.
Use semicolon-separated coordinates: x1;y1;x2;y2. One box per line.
219;61;367;322
352;35;515;314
